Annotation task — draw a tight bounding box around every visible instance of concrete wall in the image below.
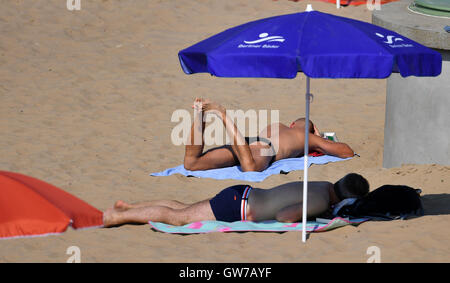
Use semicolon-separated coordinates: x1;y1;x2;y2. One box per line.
383;50;450;168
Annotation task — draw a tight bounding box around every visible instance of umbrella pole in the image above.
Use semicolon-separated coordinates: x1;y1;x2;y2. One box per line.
302;76;311;243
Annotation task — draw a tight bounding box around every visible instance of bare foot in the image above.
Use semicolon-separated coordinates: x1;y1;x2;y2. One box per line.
114;200;131;211
192;97;204;112
191;97;224;112
201;99;225;115
103;200;134;227
103;207;122;228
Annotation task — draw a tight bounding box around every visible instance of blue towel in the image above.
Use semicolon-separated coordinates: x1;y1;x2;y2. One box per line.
150;155;351;182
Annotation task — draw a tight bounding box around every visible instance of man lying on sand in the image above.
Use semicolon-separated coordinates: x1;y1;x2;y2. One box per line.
183;98;354;172
103;173;369;227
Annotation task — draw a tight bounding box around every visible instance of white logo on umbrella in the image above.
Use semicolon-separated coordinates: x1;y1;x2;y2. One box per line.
244;33;285;44
375;33;403;44
375;32;413;48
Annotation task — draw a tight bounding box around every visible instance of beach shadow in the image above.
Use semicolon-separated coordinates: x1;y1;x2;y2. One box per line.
421;194;450;216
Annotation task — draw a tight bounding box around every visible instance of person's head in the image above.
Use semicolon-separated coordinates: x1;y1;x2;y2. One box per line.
334;173;369;201
289;118;314;134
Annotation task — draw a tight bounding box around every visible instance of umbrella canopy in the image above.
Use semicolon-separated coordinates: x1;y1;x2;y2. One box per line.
179;11;441;78
0;171;103;239
178;10;442;242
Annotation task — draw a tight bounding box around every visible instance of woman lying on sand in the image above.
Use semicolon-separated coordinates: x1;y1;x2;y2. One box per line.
103;173;369;227
183;98;355;172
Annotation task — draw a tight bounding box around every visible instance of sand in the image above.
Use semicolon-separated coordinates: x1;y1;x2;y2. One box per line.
0;0;449;263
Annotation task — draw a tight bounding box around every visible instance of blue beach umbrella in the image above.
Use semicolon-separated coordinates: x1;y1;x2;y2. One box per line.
178;7;442;242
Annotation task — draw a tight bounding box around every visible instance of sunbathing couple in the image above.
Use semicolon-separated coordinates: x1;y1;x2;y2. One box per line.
103;99;361;227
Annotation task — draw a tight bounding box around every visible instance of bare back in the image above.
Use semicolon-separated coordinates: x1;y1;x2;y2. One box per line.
261;122;354;161
260;123;307;161
247;181;332;222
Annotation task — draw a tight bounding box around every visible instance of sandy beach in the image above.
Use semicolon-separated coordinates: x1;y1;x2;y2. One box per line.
0;0;449;263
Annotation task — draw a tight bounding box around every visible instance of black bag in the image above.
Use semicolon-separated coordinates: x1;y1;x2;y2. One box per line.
337;185;424;220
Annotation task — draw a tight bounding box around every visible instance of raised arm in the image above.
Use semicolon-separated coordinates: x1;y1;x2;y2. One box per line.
309;134;354;158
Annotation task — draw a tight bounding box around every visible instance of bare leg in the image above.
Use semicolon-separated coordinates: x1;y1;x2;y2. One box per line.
202;99;265;172
184;98;206;164
114;200;189;210
184;145;240;171
103;199;215;227
184;98;240;171
183;98;271;172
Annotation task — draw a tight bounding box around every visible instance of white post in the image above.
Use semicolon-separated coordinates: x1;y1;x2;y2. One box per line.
302;76;311;243
337;0;341;9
